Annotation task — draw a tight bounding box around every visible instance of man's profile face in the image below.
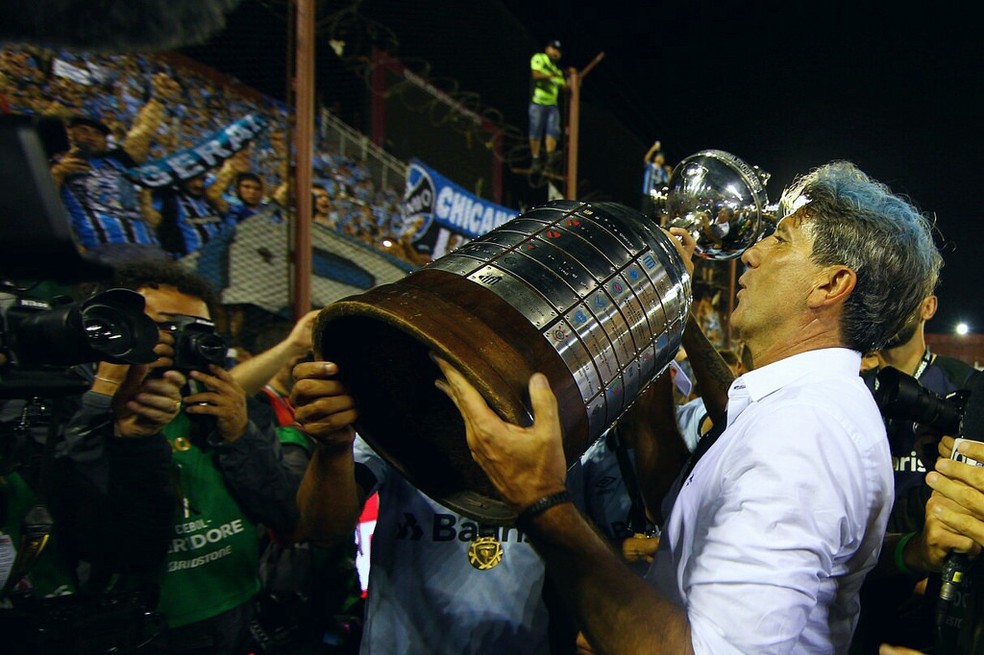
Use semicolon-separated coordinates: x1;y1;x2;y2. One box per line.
546;45;561;61
731;210;821;341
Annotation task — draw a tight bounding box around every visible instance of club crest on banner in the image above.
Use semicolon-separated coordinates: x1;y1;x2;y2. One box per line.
400;159;517;259
401;161;437;242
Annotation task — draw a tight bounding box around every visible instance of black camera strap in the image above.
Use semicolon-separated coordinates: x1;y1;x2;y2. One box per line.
913;348;932;380
608;427;651;534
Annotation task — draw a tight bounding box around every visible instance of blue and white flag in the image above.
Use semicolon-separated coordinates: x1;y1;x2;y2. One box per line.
126;114;269;188
401;158;517;257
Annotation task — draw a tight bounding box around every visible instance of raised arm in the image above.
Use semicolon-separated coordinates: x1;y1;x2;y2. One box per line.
615;372;690;522
643;140;662;164
680;313;733;423
122;72;179;163
434;358;694;655
230;309;319;396
205;149;252;215
290;361;364;543
666;226;735;423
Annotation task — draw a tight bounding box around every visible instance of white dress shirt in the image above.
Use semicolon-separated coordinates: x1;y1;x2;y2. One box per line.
648;348;893;654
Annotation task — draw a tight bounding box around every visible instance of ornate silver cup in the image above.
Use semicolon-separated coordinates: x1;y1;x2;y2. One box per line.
650;149;778;260
317;151;773;522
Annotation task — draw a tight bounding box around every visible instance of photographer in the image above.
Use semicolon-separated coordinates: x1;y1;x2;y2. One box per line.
57;260;300;655
863;295;976;505
853;295;977;653
0;278;185;653
52;326;186;577
880;435;984;654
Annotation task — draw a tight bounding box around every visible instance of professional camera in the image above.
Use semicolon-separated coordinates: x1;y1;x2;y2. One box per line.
873;363;984;647
0;287;160;398
0;113;165;395
158;314;228;374
871;366;973;436
0;115;172;653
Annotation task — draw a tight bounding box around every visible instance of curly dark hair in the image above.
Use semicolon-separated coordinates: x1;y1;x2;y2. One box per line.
111;258;220;317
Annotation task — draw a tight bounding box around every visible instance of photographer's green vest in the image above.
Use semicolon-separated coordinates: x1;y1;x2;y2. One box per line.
157;412;259;628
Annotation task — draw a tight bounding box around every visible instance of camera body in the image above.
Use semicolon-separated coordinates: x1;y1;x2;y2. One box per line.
873;366;984;621
158;315;228;374
872;366;973;437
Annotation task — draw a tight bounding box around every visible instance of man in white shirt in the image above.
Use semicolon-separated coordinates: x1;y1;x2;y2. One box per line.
434;161;942;654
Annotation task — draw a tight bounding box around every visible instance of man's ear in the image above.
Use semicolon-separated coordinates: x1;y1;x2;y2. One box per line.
921;295;938;321
807;265;856;309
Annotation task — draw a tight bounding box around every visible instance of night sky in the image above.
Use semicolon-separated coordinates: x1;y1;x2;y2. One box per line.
497;1;982;335
188;0;982;335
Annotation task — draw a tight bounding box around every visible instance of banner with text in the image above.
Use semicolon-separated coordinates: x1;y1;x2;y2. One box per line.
126;113;269;188
401;158;517;258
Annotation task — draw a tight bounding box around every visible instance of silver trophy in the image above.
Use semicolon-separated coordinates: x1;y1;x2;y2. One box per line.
316;150;776;522
650;149;779;260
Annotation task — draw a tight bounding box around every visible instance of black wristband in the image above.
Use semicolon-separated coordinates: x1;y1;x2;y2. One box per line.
515;490;572;529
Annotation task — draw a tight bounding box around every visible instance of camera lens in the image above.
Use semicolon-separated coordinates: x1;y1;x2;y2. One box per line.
7;290;158;366
190;332;228;367
874;366;963;435
82;303;157;363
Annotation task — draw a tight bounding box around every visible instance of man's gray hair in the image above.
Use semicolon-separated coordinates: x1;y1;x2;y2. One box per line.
779;161;942;353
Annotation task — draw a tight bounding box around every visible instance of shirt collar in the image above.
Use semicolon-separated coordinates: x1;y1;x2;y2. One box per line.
727;348;862;424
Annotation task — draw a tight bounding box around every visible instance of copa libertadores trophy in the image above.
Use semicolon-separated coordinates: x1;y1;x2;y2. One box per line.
316;149;778;522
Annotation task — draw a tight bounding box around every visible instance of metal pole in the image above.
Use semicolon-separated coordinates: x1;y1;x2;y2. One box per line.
565;71;581;200
564;52;605;200
292;0;315;318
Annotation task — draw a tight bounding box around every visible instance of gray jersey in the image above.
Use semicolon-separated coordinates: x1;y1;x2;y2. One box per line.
578;433;639;543
675;397;706;453
354;437;552;654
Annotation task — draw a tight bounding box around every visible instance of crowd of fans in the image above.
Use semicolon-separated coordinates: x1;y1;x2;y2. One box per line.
1;40;982;655
1;43;410;267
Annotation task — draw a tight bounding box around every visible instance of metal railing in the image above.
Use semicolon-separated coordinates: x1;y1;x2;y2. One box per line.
319;107;407;192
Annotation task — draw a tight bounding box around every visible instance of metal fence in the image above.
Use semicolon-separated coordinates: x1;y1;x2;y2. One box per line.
320;106;406;195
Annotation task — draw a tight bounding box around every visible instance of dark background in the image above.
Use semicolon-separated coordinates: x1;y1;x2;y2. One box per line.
183;0;982;335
